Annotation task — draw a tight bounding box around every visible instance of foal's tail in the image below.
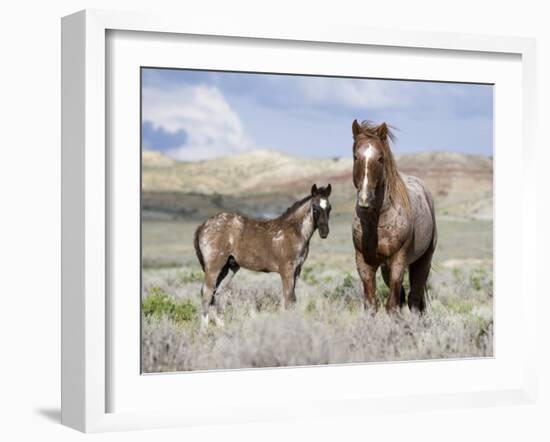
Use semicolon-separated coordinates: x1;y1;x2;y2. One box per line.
194;223;206;272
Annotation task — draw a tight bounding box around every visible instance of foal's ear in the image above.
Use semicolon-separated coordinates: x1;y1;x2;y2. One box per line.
377;122;388;141
326;183;332;196
311;184;318;196
352;119;362;138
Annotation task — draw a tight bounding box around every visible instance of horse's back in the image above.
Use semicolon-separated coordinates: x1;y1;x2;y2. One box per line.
196;211;278;272
402;174;437;264
201;211;244;231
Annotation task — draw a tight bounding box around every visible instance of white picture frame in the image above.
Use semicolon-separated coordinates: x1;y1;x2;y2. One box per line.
61;9;537;433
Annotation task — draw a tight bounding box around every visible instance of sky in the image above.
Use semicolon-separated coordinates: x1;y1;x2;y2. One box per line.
141;68;493;161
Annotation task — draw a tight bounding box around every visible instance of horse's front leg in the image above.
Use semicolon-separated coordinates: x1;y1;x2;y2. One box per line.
355;250;378;311
280;265;297;309
386;249;407;312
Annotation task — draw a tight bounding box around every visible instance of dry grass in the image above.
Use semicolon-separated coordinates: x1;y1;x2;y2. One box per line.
141;260;493;373
141;199;493;373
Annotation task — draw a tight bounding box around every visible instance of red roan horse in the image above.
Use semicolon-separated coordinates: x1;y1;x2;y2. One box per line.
351;120;437;312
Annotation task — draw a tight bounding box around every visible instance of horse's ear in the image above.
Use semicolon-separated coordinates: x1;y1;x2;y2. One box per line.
326;184;332;196
352;119;362;138
377;122;388;141
311;184;318;196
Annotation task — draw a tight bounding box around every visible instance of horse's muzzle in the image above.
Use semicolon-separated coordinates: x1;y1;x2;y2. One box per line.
319;229;329;239
357;192;375;210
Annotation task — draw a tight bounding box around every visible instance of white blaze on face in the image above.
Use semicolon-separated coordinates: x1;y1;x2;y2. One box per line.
360;144;375;201
319;198;328;209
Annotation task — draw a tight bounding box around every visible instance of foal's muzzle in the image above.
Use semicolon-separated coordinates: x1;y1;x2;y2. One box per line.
319;228;329;239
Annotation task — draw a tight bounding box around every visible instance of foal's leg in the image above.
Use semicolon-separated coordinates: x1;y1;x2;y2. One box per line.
200;272;217;328
216;260;239;293
200;253;231;327
355;250;378;311
211;259;240;326
386;249;408;312
280;266;297;309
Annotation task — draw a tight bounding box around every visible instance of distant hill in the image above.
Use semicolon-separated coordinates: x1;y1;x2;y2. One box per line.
142;149;492;221
142;149;351;194
142;150;176;167
397;152;492;220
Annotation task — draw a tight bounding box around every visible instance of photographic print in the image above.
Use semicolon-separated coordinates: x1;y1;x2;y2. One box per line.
140;68;493;373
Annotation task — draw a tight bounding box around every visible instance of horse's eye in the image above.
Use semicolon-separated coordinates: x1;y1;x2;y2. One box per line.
353;155;358;161
378;156;384;163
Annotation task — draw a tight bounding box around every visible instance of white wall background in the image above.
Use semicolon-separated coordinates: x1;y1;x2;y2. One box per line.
0;1;547;441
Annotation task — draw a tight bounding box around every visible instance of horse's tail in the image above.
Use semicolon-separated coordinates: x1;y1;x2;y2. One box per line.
194;223;206;272
424;203;438;308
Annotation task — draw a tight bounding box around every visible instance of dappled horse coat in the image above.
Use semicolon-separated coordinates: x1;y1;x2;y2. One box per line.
350;120;437;312
194;184;332;326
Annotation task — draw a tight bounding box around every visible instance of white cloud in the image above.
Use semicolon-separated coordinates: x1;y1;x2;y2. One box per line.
298;77;411;110
142;84;251;161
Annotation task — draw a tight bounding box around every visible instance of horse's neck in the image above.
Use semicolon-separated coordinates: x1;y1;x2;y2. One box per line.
357;206;380;263
360;209;380;234
292;200;315;242
377;179;392;214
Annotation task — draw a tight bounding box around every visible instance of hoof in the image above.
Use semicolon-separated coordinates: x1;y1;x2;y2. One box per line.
210;310;225;328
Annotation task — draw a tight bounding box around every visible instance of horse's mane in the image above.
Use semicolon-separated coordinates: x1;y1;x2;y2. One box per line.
357;121;411;215
279;194;313;219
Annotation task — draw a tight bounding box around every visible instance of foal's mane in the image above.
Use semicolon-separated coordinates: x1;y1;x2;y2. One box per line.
279;194;312;220
356;121;411;215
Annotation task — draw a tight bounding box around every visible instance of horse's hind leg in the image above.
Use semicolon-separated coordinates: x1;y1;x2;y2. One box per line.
408;246;434;313
201;257;240;328
381;264;406;308
200;272;217;328
210;257;240;326
216;257;240;293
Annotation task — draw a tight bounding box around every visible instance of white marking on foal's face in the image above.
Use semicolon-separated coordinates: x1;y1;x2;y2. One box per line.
360;144;375;199
320;198;328;209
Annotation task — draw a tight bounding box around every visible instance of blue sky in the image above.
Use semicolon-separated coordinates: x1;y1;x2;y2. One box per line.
141;68;493;161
